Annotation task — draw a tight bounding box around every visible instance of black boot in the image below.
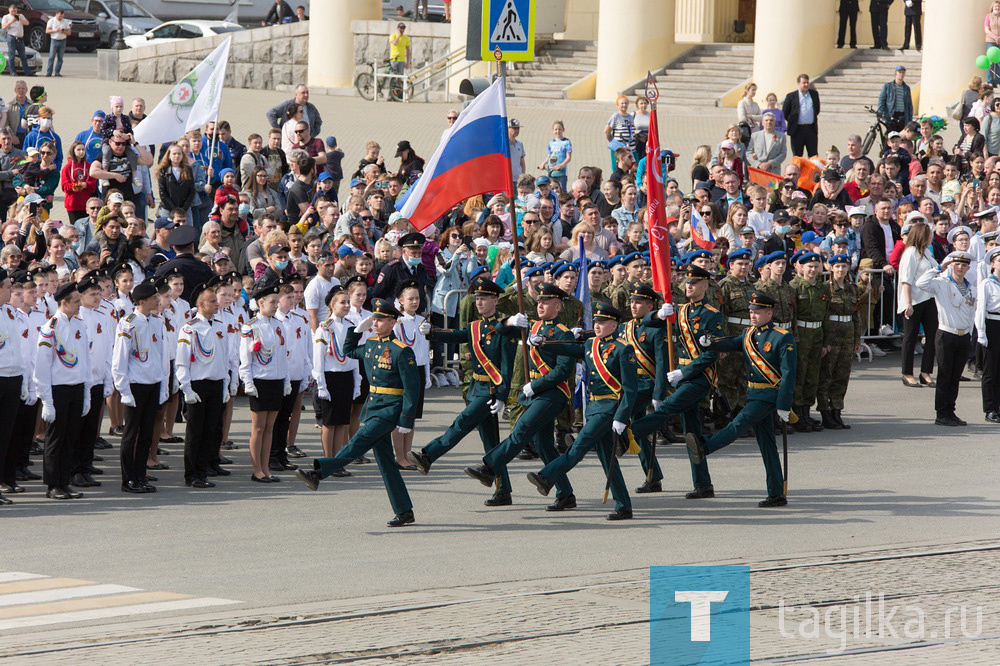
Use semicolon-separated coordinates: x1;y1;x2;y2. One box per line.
658;423;685;444
792;407;810;433
820;410;840;430
833;409;851;429
805;407;824;431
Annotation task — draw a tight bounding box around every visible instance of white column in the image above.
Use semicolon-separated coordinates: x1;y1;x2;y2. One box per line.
920;0;985;115
751;0;838;101
595;0;683;101
308;0;380;89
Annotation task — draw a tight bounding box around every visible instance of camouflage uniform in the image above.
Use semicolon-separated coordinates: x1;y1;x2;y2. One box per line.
790;276;829;410
816;279;866;412
498;287;537;426
717;275;754;414
755;277;797;331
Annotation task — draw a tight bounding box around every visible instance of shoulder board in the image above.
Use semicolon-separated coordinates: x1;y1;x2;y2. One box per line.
703;304;720;313
124;312;136;323
186;318;199;326
773;327;789;335
555;323;570;332
392;339;408;349
46;317;57;327
291;311;307;321
246;316;258;326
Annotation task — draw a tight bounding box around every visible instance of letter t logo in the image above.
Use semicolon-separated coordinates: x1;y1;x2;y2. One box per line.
675;591;729;641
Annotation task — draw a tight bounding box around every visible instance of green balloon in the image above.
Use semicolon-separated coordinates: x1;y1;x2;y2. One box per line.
978;55;991;70
0;53;6;75
990;46;1000;63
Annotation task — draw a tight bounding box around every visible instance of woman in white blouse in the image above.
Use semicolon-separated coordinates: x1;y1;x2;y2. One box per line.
898;221;939;387
976;246;1000;422
737;82;762;128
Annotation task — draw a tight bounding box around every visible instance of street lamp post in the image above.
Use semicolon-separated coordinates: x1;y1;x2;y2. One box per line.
111;0;125;49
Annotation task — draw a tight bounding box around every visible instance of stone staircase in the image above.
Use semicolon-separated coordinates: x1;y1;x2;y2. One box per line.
813;49;923;117
507;40;597;99
637;44;754;112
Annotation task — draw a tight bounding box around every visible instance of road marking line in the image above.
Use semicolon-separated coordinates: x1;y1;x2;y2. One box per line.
0;597;238;630
0;578;94;595
0;573;46;584
0;592;190;619
0;584;140;608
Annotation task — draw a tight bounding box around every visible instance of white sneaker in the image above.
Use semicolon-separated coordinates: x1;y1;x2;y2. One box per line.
870;345;887;357
447;369;460;386
879;324;893;336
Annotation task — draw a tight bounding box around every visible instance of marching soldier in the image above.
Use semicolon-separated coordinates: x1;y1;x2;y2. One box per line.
498;265;543;451
74;273;113;489
35;282;92;500
629;265;725;499
464;283;578;511
407;276;518;506
112;279;169;494
790;252;828;431
717;248;755;419
295;298;422;527
686;249;724;309
686;292;797;507
817;255;865;430
525;302;638;520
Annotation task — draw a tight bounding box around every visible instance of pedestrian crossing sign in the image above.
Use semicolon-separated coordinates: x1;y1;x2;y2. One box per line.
481;0;535;62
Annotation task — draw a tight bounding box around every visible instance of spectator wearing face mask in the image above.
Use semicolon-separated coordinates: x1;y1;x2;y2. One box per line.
23;106;62;169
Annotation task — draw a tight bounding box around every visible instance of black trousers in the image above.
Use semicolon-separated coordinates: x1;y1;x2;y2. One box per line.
6;401;37;485
120;382;160;485
44;383;85;488
185;379;224;483
838;7;858;47
902;15;921;50
0;376;22;487
789;124;818;158
983;320;1000;414
76;384;104;475
935;331;970;417
901;299;938;376
871;7;889;48
270;379;301;464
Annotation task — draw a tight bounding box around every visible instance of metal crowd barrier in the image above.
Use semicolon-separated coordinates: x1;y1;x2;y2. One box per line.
856;267;903;362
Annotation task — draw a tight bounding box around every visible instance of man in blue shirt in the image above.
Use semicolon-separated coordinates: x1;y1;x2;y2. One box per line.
201;121;233;189
75;110;105;164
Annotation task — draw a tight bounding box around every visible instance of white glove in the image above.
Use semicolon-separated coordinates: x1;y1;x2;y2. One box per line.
612;420;627;435
244;382;258;398
352;385;361;400
418;320;431;335
489;398;503;415
658;303;675;319
528;333;544;346
19;382;27;402
979;337;988;348
184;389;201;404
317;387;331;401
121;394;136;408
424;372;431;389
522;382;535;398
103;384;113;399
283;381;292;396
652;399;663;410
667;369;684;385
699;334;712;347
571;327;583;339
159;391;168;404
41;401;55;423
776;409;790;423
230;381;239;399
396;426;412;434
354;315;374;334
506;313;529;328
25;389;36;406
82;395;90;417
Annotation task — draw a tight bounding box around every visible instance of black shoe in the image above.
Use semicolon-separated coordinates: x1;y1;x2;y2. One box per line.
281;462;298;471
635;481;662;494
95;436;112;449
330;468;352;477
464;463;495;487
951;414;968;426
395;462;417;471
350;456;371;464
484;492;512;506
684;432;707;465
685;485;715;499
160;436;182;444
250;475;270;483
186;479;215;488
286;445;306;458
221;440;236;450
71;472;91;488
110;426;124;436
211;464;231;476
960;376;971;382
268;460;285;472
92;455;104;462
265;475;281;483
607;508;633;521
147;463;169;470
986;411;1000;424
47;486;72;500
218;456;233;465
935;416;961;426
659;424;685;444
0;494;11;505
59;486;82;499
833;409;851;429
406;450;432;475
141;482;156;493
804;408;823;431
546;494;576;511
758;495;788;507
1;482;23;493
526;472;552;496
792;407;811;433
295;468;321;490
29;441;42;455
387;510;415;527
206;467;218;477
144;475;158;482
82;473;100;487
85;465;103;475
20;467;41;480
516;444;538;460
820;410;841;430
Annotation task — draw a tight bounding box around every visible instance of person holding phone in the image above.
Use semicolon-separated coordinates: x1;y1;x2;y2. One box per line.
1;5;32;77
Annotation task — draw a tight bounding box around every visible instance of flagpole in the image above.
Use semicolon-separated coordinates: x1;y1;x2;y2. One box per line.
207;107;221;188
645;77;676;372
499;60;531;381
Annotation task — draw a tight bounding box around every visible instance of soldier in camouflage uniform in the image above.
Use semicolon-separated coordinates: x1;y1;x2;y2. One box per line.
498;267;543;431
588;261;613;305
717;248;755;417
611;253;646;317
686;249;725;310
816;254;866;430
554;263;583;450
755;252;796;332
790;252;829;431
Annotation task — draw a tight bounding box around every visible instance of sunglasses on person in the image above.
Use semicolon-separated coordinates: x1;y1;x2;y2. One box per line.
700;210;713;216
449;233;461;239
40;150;53;155
111;141;127;146
447;115;458;121
361;216;373;221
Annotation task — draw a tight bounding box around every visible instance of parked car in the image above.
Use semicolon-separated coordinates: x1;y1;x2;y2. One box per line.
10;0;100;52
123;20;243;48
1;45;42;73
68;0;159;47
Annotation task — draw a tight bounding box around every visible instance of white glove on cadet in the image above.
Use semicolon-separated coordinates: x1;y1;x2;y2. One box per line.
317;387;331;401
121;394;136;408
184;389;201;405
19;382;27;402
776;409;791;423
506;313;529;328
82;395;90;417
612;420;627;435
41;402;55;423
283;381;292;396
396;426;412;434
658;303;675;319
489;398;504;415
528;333;544;346
667;369;684;385
418;320;431;335
244;382;258;398
571;327;583;339
424;372;432;389
522;383;535;398
979;336;989;348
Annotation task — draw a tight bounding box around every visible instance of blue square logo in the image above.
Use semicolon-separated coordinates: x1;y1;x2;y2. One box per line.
650;566;751;665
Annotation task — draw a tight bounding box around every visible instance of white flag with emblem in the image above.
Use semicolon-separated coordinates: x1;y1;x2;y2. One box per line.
133;36;233;146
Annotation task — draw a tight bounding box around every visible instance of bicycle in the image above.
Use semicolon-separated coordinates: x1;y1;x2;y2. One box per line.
354;61;414;103
861;105;890;156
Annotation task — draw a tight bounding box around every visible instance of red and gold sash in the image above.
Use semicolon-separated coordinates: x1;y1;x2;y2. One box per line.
624;320;656;376
744;328;781;386
528;321;572;400
591;338;622;397
470;319;502;385
678;303;716;385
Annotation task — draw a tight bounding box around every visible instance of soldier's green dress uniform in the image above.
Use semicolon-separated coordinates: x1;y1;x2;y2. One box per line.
309;299;422;520
415;278;516;499
789;253;828;427
630;266;725;493
498;274;539;425
556;289;583;436
718;268;754;415
527;302;638;518
690;292;797;504
816;257;866;427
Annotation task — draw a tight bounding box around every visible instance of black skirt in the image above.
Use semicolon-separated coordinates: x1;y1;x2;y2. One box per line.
318;371;354;426
414;365;427;419
249;378;284;412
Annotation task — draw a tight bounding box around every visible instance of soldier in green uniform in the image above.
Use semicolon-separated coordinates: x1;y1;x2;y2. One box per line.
296;298;423;527
524;301;638;520
588;261;612;305
789;252;828;431
407;277;518;506
816;254;865;430
755;252;796;332
457;266;491;401
629;265;725;499
553;263;583;449
686;249;725;310
606;255;629;305
611;253;648;317
465;283;578;511
717;248;755;418
498;267;543;451
686;291;797;507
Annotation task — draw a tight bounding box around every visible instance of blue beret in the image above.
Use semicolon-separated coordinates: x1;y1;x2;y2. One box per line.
685;249;712;262
607;255;624;268
624;252;645;265
797;251;822;265
519;257;535;268
764;251;788;265
523;266;544;278
828;254;850;266
554;263;578;277
469;265;488;281
800;230;821;244
832;235;849;245
588;260;608;270
641;251;651;260
539;261;552;271
754;256;768;271
728;248;752;262
790;249;805;262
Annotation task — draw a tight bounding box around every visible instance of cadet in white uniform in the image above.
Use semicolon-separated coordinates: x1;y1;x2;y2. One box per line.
75;272;113;489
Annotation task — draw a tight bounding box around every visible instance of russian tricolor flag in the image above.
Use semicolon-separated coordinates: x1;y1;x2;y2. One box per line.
398;77;511;231
689;208;716;250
